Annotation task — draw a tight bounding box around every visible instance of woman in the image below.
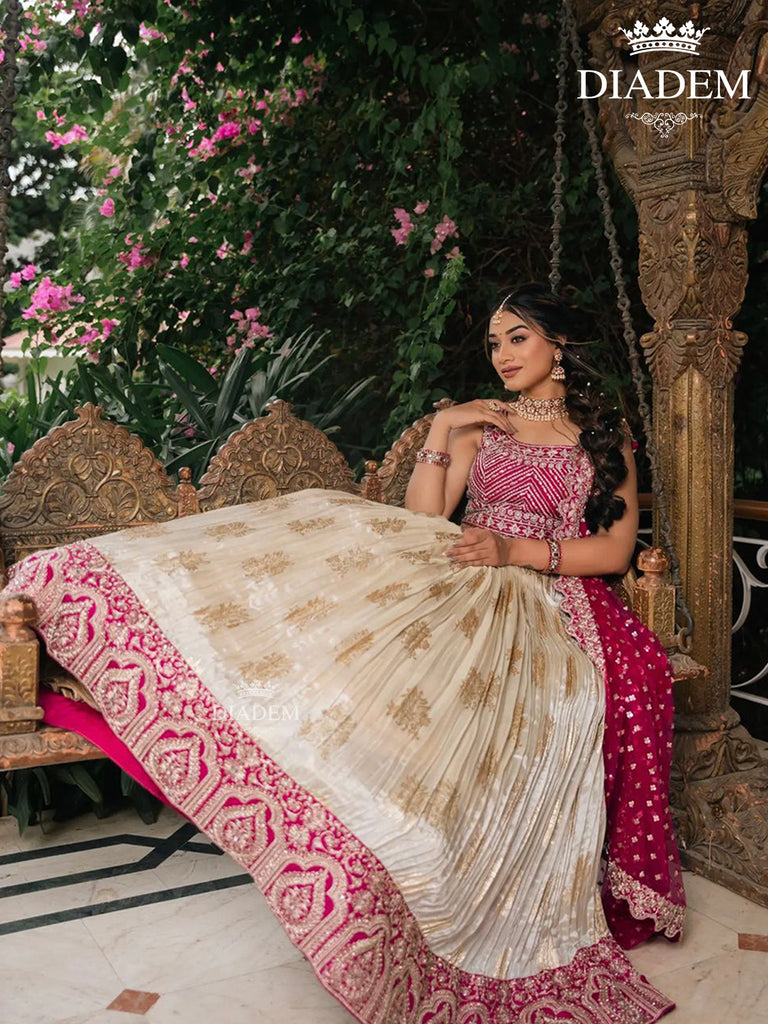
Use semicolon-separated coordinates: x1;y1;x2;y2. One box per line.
6;284;683;1023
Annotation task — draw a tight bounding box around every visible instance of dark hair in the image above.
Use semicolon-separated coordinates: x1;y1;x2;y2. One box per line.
485;282;629;534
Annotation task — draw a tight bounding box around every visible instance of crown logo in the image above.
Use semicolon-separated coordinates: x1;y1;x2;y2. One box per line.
619;18;709;55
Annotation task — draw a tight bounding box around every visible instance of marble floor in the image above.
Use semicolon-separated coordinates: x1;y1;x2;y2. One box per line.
0;805;766;1024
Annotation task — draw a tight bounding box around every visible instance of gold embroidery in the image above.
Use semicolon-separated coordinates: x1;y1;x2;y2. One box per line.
457;608;480;639
386;686;431;738
536;600;548;634
391;773;429;816
507;645;522;675
424;779;459;834
459;667;500;710
334;629;375;666
428;580;454;599
434;530;460;543
506;702;527;744
399;548;434;564
476;747;498;791
298;703;354;756
368;517;406;535
154;550;210;573
235;653;293;695
133;521;168;537
400;620;432;657
204;521;254;539
194;601;251;629
570;852;595;902
532;648;546;681
284;596;335;626
243;551;292;581
465;571;486;593
366;582;411;606
455;821;485;878
533;713;555;760
286;516;335;534
565;656;577;699
326;546;375;575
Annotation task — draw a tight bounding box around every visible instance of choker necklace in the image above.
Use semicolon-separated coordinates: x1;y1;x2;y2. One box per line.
509;394;567;421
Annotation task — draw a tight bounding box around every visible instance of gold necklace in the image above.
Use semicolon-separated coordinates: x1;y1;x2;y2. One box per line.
508;394;567;421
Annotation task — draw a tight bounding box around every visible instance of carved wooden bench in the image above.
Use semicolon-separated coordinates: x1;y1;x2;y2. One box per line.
0;398;688;775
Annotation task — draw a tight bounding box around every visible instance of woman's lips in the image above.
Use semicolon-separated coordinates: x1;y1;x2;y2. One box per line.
501;368;521;378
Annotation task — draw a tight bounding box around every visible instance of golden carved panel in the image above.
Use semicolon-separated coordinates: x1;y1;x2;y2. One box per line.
197;399;358;511
376;399;457;507
0;404;178;567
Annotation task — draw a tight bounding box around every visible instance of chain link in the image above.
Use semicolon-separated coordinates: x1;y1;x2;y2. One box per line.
556;0;694;648
549;11;570;295
0;1;24;384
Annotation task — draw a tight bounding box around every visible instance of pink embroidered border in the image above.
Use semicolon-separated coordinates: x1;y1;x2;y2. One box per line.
606;862;685;940
8;542;675;1024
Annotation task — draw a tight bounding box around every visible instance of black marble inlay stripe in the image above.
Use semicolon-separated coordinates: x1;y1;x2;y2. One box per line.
0;824;201;898
0;825;223;866
0;873;253;935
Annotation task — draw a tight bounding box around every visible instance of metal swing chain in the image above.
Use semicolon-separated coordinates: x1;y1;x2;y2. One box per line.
551;0;694;648
549;8;570;295
0;0;24;384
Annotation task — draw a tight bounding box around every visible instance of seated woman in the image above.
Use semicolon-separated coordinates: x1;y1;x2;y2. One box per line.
5;283;684;1023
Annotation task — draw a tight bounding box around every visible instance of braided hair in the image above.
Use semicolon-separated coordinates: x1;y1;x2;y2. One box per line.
484;283;630;534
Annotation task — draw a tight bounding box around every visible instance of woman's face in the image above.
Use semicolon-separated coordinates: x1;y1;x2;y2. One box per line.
487;308;563;394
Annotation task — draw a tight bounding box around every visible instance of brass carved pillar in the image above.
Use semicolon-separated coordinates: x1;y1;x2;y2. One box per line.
577;0;768;905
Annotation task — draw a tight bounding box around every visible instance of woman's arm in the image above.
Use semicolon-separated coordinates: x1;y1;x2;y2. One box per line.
506;435;639;576
404;415;480;517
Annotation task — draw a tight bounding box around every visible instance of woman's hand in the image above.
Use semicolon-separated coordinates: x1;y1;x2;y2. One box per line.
437;398;516;435
445;526;511;567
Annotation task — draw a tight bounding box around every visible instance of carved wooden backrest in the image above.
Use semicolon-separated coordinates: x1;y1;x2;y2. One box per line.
0;404;178;567
197;399;358;511
376;399;457;507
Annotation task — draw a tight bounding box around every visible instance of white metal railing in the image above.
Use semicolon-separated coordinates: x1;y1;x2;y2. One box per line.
636;518;768;707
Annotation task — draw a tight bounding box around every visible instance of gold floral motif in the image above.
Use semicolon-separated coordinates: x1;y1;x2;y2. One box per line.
565;656;577;699
154;550;210;573
243;551;292;581
286;516;335;534
476;747;499;791
532;648;546;681
569;852;595;903
399;548;434;564
533;713;555;760
464;571;487;593
457;608;480;639
391;773;429;816
535;600;549;634
298;703;355;756
204;521;254;539
194;601;251;629
434;530;459;543
235;653;293;695
400;620;432;658
284;596;335;626
428;580;454;599
386;686;431;738
424;779;459;834
326;545;375;575
334;629;375;666
367;517;406;535
459;667;500;710
506;702;527;744
506;644;522;676
365;582;411;606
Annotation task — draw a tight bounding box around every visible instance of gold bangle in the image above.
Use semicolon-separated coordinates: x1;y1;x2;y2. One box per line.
415;447;451;468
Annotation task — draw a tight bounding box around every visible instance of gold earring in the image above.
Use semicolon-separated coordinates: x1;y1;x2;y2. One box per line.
551;348;565;381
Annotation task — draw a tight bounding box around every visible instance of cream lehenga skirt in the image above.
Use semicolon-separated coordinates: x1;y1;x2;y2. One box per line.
10;488;673;1022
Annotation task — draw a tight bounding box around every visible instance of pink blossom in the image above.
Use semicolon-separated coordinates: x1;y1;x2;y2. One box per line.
424;268;436;278
21;263;37;281
241;230;254;254
181;86;196;111
9;272;22;289
430;214;459;254
100;318;118;336
7;443;14;456
107;166;121;179
391;207;414;246
22;277;85;323
45;124;89;150
99;197;115;217
217;242;230;259
189;136;217;160
414;200;430;215
445;246;460;260
116;244;156;272
36;110;45;121
216;62;225;72
213;121;240;142
179;254;190;269
291;30;303;44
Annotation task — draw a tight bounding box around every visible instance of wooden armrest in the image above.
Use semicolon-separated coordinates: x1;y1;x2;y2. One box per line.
0;593;43;736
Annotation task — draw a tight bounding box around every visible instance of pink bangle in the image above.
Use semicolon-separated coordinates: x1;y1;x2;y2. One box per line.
416;447;451;468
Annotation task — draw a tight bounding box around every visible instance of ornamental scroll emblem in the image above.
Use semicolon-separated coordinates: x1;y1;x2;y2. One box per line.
626;111;700;138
